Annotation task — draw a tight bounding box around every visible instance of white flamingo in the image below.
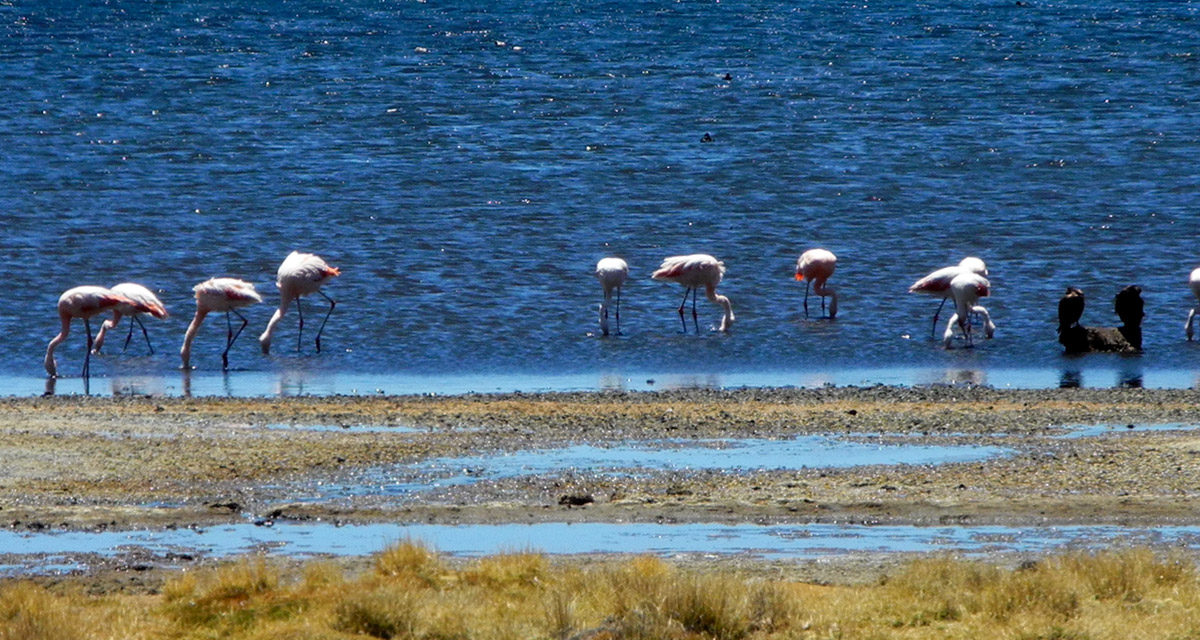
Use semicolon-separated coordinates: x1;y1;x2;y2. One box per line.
180;278;262;370
794;248;838;318
258;251;341;354
909;257;993;338
595;257;628;336
45;286;156;378
1186;267;1200;340
91;282;169;355
942;272;992;348
651;254;734;333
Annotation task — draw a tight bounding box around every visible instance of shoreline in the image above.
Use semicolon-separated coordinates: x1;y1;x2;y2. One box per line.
6;385;1200;588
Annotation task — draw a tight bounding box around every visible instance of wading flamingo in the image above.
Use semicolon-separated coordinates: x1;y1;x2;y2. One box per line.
651;254;734;333
45;286;155;378
1187;268;1200;340
91;282;169;355
595;257;628;336
794;248;838;318
258;251;341;354
942;272;992;348
909;257;991;337
181;278;262;370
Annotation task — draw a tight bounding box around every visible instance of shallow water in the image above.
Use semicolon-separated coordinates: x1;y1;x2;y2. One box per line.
296;435;1010;501
5;1;1200;396
24;361;1196;398
7;522;1200;576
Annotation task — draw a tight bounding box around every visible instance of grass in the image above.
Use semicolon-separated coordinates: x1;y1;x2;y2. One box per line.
6;545;1200;639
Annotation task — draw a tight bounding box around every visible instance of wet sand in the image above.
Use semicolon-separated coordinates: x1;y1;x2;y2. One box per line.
5;386;1200;588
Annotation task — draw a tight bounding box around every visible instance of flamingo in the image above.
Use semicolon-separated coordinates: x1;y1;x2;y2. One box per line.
45;286;156;378
794;248;838;318
258;251;341;354
180;278;262;370
909;257;992;337
1186;268;1200;340
595;257;628;336
942;272;992;348
91;282;169;355
651;254;734;333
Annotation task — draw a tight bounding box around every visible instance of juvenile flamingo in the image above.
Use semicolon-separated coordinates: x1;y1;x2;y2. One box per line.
794;248;838;318
258;251;341;354
651;254;734;333
91;282;169;355
595;257;629;336
942;272;992;348
181;278;262;370
909;257;991;337
1186;268;1200;340
45;286;155;378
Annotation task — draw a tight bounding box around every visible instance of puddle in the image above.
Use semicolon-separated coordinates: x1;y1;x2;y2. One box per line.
6;522;1200;576
300;436;1011;500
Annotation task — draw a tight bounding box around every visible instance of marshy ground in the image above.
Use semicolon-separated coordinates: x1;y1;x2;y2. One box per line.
5;385;1200;593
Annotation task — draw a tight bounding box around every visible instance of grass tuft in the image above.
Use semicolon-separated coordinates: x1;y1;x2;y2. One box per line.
8;545;1200;639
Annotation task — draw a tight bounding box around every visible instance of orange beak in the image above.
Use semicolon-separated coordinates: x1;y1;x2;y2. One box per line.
794;273;805;281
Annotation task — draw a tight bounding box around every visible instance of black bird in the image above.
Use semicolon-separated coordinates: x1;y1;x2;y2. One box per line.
1057;285;1144;354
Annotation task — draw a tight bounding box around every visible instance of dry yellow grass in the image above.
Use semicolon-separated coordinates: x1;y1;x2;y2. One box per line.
6;544;1200;639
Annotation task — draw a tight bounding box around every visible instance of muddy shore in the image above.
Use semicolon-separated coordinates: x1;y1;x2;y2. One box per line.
5;385;1200;588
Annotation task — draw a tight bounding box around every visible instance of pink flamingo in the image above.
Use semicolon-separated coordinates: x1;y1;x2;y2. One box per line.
91;282;169;355
909;257;991;337
595;257;628;336
258;251;341;354
942;272;992;348
45;286;156;378
180;278;262;370
1187;268;1200;340
794;248;838;318
651;254;734;333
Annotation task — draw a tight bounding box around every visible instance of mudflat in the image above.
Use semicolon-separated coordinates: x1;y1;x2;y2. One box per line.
5;386;1200;588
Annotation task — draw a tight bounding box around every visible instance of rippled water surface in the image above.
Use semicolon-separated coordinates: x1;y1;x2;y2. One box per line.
5;1;1200;394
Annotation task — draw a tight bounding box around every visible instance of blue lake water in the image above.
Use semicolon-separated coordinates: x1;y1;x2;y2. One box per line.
5;1;1200;396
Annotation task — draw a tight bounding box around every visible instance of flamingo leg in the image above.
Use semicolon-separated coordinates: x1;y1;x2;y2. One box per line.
314;291;336;353
930;298;948;338
82;317;93;379
614;286;621;336
222;309;249;370
296;297;305;352
676;287;691;333
691;287;700;333
122;316;135;353
135;315;155;354
803;281;811;318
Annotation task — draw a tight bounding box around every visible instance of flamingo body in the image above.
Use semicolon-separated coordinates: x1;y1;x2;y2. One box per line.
91;282;169;354
258;251;341;354
45;285;154;378
794;248;838;318
595;257;628;336
942;272;992;348
910;257;991;337
1187;268;1200;340
652;254;734;333
181;278;262;370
